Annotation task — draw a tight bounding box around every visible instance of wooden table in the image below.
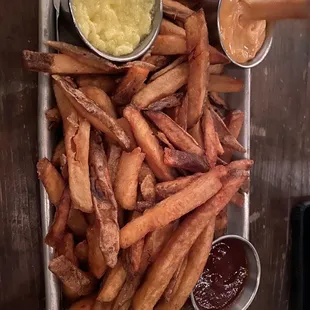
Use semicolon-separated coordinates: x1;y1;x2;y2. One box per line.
0;0;309;308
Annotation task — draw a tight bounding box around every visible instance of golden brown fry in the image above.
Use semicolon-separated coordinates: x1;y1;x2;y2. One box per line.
107;144;122;186
163;148;209;173
186;9;209;129
209;75;244;93
156;218;216;310
37;158;66;206
163;0;194;22
231;191;245;208
160;18;186;37
45;188;71;248
174;93;188;131
209;45;230;65
57;232;79;266
46;107;61;124
152;35;187;55
97;260;127;302
142;55;171;71
74;240;89;263
68;295;96;310
131;62;188;109
86;225;107;279
146;111;203;156
209;64;225;75
49;255;96;297
80;86;117;119
123;106;176;181
227;159;254;171
53;75;131;150
155;173;203;200
114;148;145;210
116;117;138;151
120;166;226;249
67;208;88;237
188;120;204;148
144;93;183;111
112;66;150;106
51;139;65;167
139;163;156;203
76;75;117;95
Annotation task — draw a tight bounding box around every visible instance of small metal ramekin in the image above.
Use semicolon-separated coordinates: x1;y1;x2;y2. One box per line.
60;0;162;62
191;234;261;310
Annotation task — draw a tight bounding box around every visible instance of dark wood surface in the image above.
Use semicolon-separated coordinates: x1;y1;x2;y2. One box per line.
0;0;309;308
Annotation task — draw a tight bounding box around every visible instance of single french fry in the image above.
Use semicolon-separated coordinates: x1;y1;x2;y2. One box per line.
116;118;138;151
231;191;245;208
123;106;176;181
107;144;122;186
227;159;254;171
51;139;66;167
188;120;204;148
155;173;203;200
160;18;186;37
80;86;117;119
209;75;244;93
156;217;216;310
37;158;66;206
156;131;175;150
49;255;96;297
209;45;230;65
131;62;188;109
57;232;79;267
120;166;226;249
45;188;71;248
174;93;188;131
68;295;96;310
112;66;150;106
186;9;209;129
53;75;131;150
97;260;127;302
142;55;171;71
164;148;208;173
152;35;187;55
76;75;117;95
209;64;225;75
74;240;89;263
67;208;88;238
144;93;183;111
139;163;156;203
114;148;146;210
163;0;194;22
146;111;203;156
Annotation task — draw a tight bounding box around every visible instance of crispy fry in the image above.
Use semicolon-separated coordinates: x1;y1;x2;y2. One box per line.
209;64;225;75
46;107;61;124
123;106;176;181
133;172;246;309
163;0;194;22
144;93;183;111
120;166;226;249
209;45;230;65
142;55;171;71
131;62;188;109
68;295;96;310
67;208;88;237
107;144;122;186
97;260;127;302
114;148;146;210
116;117;138;151
186;9;209;129
160;19;186;37
49;255;96;297
231;191;245;208
174;93;188;130
210;107;246;153
139;163;156;202
112;66;150;106
152;35;187;55
164;148;208;173
87;225;107;279
155;173;203;200
53;75;131;150
74;240;89;263
146;111;203;156
188;120;204;148
51;139;66;167
45;188;71;248
58;232;79;266
209;75;244;93
80;86;117;119
37;158;66;206
76;75;117;95
156;218;216;310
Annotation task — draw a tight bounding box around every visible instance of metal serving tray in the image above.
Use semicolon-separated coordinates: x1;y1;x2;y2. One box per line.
38;0;250;309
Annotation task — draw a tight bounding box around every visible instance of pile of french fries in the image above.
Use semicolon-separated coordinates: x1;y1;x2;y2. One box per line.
24;1;252;309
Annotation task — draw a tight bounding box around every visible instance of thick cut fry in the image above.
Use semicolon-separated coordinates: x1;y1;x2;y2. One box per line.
76;75;117;95
53;75;131;150
163;0;194;22
112;66;150;106
209;75;244;93
49;255;96;297
155;173;203;200
186;9;209;129
132;172;247;309
107;144;122;185
210;108;246;153
45;188;71;248
67;208;88;237
139;163;156;202
46;107;61;124
52;139;65;167
97;260;127;302
54;84;93;212
80;86;117;119
227;159;254;171
174;93;188;131
231;191;245;208
131;62;188;109
123;106;176;181
209;45;230;65
74;240;89;263
152;35;187;55
114;148;146;210
146;111;203;156
156;218;216;310
142;55;171;71
120;166;226;249
87;225;107;279
164;148;209;173
58;232;79;266
116;118;138;151
188;120;204;148
46;41;155;73
37;158;66;206
160;19;186;37
144;93;183;111
209;64;225;75
68;295;96;310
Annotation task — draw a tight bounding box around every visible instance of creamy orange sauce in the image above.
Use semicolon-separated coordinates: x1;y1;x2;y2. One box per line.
219;0;266;64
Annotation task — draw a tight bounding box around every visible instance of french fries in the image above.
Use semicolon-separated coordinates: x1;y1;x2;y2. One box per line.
174;93;188;130
74;240;89;263
139;163;156;203
68;295;96;310
188;120;204;148
51;139;65;167
160;19;186;37
67;208;88;237
143;93;183;111
152;35;187;55
141;55;171;71
209;75;244;93
163;0;194;22
107;144;122;185
58;232;79;266
76;75;117;94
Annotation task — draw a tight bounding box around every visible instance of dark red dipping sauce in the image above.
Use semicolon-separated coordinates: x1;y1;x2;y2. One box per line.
193;238;248;310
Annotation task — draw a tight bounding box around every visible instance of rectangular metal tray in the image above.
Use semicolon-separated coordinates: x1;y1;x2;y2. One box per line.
38;1;251;309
